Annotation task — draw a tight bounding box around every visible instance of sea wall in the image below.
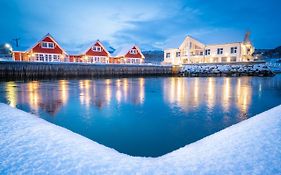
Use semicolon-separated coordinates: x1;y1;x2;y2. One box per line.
0;61;174;80
180;62;274;77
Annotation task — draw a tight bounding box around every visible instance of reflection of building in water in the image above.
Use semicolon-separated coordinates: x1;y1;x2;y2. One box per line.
79;80;91;108
163;77;194;111
13;81;70;116
5;82;17;107
207;78;216;110
28;81;40;112
236;78;252;115
78;78;145;109
59;80;69;105
105;79;112;104
115;78;145;105
37;80;69;116
221;78;231;111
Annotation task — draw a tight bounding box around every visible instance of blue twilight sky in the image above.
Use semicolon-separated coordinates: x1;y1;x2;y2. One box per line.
0;0;281;51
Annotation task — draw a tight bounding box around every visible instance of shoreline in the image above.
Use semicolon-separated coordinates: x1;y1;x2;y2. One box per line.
0;61;277;80
0;103;281;174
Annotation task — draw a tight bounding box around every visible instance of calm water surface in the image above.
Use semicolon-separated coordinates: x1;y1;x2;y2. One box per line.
1;75;281;157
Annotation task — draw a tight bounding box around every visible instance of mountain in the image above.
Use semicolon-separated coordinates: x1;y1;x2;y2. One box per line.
143;50;164;64
254;46;281;59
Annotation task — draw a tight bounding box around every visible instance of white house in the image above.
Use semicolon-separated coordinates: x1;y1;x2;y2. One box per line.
164;32;255;65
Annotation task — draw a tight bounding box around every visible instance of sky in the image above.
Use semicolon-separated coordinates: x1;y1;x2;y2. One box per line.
0;0;281;51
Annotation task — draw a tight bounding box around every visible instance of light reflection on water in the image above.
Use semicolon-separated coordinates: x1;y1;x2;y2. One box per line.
1;76;281;157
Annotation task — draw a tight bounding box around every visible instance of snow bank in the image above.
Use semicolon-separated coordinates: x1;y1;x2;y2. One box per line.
181;64;274;76
0;103;281;174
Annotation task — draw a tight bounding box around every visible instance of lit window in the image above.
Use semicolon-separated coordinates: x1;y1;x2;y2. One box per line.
217;48;223;55
231;47;237;54
130;49;137;54
205;49;211;55
166;53;171;58
92;46;102;52
176;52;181;57
44;55;48;61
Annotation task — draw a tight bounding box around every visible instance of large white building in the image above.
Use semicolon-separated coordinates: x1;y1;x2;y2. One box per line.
164;32;255;65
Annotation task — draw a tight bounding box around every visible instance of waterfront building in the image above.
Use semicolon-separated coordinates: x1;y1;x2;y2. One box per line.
13;34;68;62
12;34;145;64
110;45;145;64
69;40;110;64
164;32;255;65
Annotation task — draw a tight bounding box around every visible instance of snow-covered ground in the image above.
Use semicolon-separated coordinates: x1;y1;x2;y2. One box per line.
0;103;281;174
181;64;272;74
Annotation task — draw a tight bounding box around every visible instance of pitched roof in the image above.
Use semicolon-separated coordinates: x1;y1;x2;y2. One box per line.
25;33;67;54
111;45;144;58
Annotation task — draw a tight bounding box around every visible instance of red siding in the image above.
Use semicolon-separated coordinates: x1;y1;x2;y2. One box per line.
109;57;122;64
124;46;143;58
31;36;63;54
13;52;28;61
13;52;22;61
85;42;109;56
69;55;83;62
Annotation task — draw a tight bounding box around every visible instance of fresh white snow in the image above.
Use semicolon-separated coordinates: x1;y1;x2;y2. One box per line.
0;103;281;174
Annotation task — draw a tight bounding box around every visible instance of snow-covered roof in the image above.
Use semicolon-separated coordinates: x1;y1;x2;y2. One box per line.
1;102;280;174
111;45;133;57
111;45;144;58
67;40;115;56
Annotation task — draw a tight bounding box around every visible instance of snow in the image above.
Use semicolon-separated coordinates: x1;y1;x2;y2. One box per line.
181;63;273;75
0;103;281;174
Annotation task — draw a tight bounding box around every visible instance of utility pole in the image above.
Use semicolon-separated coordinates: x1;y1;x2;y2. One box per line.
13;38;21;47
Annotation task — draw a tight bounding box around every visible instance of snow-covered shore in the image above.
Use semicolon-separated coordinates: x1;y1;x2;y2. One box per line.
180;64;274;77
0;103;281;174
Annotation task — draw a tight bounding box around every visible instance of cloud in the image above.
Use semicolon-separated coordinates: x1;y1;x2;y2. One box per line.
1;0;281;50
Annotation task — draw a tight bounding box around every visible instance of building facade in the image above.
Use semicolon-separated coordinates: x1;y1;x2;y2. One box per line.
164;33;255;65
13;34;68;62
110;45;145;64
69;41;110;64
12;34;145;64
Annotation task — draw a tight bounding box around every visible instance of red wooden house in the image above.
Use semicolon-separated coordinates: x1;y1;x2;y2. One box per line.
69;40;110;63
13;33;68;62
110;45;145;64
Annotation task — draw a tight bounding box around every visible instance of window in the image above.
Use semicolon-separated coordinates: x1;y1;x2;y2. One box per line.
39;54;44;61
53;55;57;60
44;55;48;61
217;48;223;55
230;57;237;62
49;55;53;61
231;47;237;54
48;43;54;48
130;49;137;54
205;49;211;55
213;57;219;62
42;42;48;48
176;52;181;57
221;57;227;62
166;53;171;58
189;42;192;49
41;42;54;49
92;46;102;52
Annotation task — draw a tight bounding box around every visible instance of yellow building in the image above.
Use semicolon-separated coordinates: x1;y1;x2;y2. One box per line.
164;32;255;65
